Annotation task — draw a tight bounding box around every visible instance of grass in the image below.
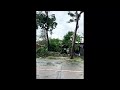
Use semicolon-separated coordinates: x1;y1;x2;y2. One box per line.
46;56;69;60
39;55;84;63
46;56;57;59
67;56;84;63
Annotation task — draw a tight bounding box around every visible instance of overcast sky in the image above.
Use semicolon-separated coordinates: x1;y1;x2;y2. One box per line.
36;11;84;41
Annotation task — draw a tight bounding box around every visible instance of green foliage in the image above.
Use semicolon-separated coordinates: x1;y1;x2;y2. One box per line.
68;11;76;17
67;11;76;23
62;31;80;48
76;35;81;42
67;11;83;23
49;38;62;52
36;11;57;34
67;19;74;23
62;31;73;48
36;46;48;58
36;38;62;58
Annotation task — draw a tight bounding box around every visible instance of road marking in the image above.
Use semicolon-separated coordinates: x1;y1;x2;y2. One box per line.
38;69;83;73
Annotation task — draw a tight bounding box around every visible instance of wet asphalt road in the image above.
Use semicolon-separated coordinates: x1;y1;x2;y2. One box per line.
36;57;84;79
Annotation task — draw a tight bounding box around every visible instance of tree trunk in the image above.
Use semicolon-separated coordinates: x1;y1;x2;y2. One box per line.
70;19;79;59
70;11;83;59
45;11;50;51
46;29;50;51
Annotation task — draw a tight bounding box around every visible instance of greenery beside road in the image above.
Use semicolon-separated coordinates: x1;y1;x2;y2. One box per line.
36;11;84;59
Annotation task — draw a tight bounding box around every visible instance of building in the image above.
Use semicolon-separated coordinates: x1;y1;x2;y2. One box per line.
74;37;84;56
80;37;84;56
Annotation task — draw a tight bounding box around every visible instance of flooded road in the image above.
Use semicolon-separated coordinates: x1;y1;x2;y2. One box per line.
36;57;84;79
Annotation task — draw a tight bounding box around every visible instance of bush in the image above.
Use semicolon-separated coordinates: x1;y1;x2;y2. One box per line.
36;46;48;58
49;38;62;52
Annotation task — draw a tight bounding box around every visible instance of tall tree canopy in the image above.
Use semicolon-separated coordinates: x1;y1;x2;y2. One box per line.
62;31;81;48
49;38;62;52
36;11;57;34
36;11;57;51
67;11;83;59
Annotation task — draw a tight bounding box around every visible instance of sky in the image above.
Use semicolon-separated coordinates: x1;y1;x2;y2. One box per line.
36;11;84;41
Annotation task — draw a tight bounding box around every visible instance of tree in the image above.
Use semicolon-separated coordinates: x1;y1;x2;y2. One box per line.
62;31;73;47
49;38;62;52
76;35;81;43
67;11;83;59
36;11;57;51
62;31;80;49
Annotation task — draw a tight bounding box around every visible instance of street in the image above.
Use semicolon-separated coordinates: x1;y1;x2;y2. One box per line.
36;57;84;79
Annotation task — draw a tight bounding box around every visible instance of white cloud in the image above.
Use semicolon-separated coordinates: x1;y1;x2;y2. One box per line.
36;11;84;40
